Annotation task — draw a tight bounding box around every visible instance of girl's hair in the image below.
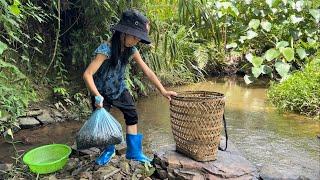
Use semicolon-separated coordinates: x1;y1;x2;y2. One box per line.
110;31;132;67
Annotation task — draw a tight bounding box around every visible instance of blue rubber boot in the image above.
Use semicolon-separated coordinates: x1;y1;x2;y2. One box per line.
126;133;152;163
95;145;115;165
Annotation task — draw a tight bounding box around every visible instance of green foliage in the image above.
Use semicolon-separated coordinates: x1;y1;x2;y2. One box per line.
0;59;36;132
68;0;127;67
234;0;320;83
176;0;233;71
143;20;206;84
72;92;91;120
53;87;90;120
267;59;320;118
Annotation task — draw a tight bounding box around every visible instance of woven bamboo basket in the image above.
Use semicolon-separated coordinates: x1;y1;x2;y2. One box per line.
170;91;225;161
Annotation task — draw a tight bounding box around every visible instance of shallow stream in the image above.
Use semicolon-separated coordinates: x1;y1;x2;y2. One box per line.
1;77;319;179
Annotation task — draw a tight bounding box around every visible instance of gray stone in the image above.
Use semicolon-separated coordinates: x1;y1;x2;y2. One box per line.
0;163;13;172
23;109;43;117
154;138;259;180
78;147;100;156
18;117;40;128
37;110;55;124
71;142;100;156
115;143;127;155
52;109;63;118
168;172;176;180
94;165;120;180
113;173;123;180
48;175;58;180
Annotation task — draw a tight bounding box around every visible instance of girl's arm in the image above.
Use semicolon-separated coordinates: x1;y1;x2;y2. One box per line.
132;51;177;100
83;54;108;107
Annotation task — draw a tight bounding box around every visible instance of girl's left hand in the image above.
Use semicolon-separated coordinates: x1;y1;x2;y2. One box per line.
162;90;177;101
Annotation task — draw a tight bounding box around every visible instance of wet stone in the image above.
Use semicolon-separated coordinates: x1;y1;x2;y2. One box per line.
37;110;55;124
18;117;40;128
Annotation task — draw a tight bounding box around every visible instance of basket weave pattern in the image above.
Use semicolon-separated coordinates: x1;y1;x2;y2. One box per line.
170;91;225;161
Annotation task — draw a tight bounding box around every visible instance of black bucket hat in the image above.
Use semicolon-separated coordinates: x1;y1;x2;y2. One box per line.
112;9;151;44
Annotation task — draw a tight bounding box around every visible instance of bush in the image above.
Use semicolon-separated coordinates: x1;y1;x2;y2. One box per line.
267;59;320;118
0;60;36;132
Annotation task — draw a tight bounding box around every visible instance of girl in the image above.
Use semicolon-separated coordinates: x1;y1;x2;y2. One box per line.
83;9;177;165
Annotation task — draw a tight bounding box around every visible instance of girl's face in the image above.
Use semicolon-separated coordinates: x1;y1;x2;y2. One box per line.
123;34;140;47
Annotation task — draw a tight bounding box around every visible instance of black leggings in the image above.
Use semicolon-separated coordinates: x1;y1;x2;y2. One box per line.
91;90;138;125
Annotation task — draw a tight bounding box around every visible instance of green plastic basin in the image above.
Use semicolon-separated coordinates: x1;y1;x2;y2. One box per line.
23;144;72;174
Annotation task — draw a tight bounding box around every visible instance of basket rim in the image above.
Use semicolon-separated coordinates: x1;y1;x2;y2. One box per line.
172;91;225;100
23;144;71;166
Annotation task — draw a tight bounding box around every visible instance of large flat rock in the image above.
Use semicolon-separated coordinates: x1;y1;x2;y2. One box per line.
153;138;259;179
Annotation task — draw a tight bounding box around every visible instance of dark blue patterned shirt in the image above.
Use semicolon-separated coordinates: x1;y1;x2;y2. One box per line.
93;43;137;100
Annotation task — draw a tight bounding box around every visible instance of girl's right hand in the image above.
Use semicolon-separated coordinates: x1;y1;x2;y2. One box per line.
94;95;104;108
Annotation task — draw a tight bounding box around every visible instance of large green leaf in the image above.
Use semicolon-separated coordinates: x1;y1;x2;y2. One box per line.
290;15;304;24
244;75;255;84
266;0;274;7
239;36;247;43
266;0;281;8
245;53;253;63
281;48;295;62
249;19;260;29
296;48;307;59
226;42;237;49
275;61;290;78
294;1;304;12
265;48;280;61
252;56;263;67
261;65;272;74
261;20;272;32
0;41;8;55
252;66;262;78
247;30;258;39
309;9;320;23
276;41;289;49
9;5;21;15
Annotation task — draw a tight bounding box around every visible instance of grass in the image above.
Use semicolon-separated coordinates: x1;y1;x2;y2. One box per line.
267;59;320;119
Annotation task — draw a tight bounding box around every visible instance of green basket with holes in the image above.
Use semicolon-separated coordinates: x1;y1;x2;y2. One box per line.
23;144;72;174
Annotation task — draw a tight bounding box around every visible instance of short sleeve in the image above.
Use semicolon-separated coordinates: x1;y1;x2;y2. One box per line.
94;43;111;57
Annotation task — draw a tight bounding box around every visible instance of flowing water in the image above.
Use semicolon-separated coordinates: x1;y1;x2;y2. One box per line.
0;77;319;179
